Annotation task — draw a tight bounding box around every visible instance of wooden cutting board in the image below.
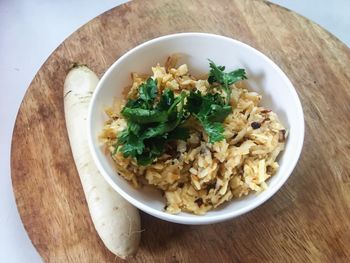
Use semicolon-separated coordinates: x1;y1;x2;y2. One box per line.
11;0;350;262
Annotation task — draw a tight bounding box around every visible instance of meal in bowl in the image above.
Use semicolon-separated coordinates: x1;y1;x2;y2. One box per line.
100;56;286;215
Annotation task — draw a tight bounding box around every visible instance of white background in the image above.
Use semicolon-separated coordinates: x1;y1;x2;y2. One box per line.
0;0;349;262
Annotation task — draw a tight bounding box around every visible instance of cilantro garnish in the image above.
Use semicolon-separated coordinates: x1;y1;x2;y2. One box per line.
116;78;189;165
208;59;247;103
186;91;230;143
114;60;247;165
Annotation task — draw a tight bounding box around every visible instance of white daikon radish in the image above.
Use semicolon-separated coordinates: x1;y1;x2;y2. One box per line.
64;65;140;259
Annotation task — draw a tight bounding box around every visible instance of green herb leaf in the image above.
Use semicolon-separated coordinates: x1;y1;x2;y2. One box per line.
208;60;247;86
207;104;232;122
146;137;166;156
128;121;141;135
124;98;147;109
167;92;186;114
200;93;225;115
208;62;226;84
208;59;247;103
167;127;190;141
157;88;175;111
139;78;157;103
142;122;178;139
186;91;230;143
116;60;246;164
135;137;166;165
118;88;189;164
117;128;129;145
135;154;154;166
201;120;225;143
120;133;144;157
186;91;202;114
121;107;168;124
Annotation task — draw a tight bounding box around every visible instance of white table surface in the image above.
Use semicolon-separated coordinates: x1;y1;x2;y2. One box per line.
0;0;349;262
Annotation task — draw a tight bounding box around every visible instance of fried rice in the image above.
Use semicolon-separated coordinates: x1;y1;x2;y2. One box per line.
100;58;286;215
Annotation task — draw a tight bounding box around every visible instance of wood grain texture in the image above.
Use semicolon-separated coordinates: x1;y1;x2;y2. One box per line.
11;0;350;262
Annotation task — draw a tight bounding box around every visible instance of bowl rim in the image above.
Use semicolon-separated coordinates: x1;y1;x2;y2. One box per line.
88;32;304;225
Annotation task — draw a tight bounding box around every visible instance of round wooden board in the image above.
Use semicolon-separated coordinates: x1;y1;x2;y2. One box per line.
11;0;350;262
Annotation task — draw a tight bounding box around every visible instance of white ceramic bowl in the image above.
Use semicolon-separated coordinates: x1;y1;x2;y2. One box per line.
88;33;304;225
